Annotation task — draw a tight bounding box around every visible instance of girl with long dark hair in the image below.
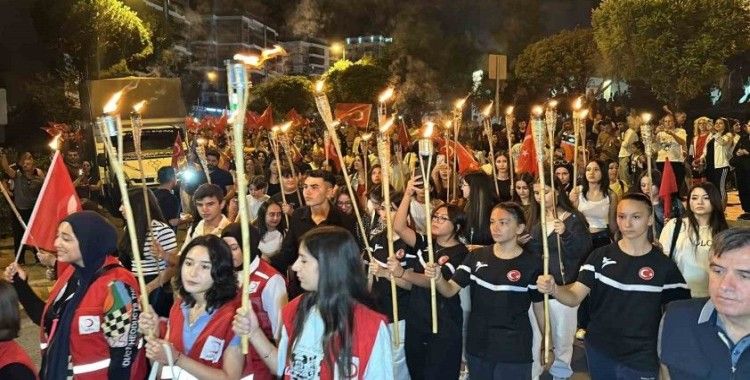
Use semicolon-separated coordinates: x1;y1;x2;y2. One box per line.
253;199;287;261
494;151;513;202
388;176;468;380
537;193;690;379
425;202;545;378
570;160;618;249
659;183;728;297
526;171;592;380
460;171;498;246
512;172;537;218
139;235;242;380
118;187;178;317
233;226;394;379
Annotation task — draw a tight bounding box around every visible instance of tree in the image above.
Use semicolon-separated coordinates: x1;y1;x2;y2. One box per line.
514;28;601;98
248;75;315;117
323;58;390;104
592;0;750;107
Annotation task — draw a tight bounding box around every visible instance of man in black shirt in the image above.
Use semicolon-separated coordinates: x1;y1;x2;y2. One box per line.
269;166;305;214
205;149;234;202
272;170;357;296
152;166;181;232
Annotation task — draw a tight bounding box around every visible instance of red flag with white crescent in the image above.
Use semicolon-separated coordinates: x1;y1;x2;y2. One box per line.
21;151;82;251
335;103;372;129
516;124;537;174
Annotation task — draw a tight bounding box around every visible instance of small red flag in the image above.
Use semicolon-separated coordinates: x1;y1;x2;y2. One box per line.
659;158;678;218
286;108;310;128
335;103;372;129
257;106;274;130
436;137;481;175
325;134;341;172
516;125;537;174
397;119;412;149
21;151;82;251
172;133;185;168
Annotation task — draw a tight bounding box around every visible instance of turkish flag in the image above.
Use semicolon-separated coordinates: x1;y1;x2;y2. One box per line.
256;106;274;130
21;151;82;252
325;134;341;172
335;103;372;129
286;108;310;128
516;124;537;174
171;133;185;168
659;158;678;218
436;137;481;175
397;120;412;149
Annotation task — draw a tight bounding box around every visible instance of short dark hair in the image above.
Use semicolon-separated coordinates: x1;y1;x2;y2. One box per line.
174;235;237;312
712;228;750;258
306;169;335;186
0;280;21;341
193;183;224;202
157;166;176;184
205;149;220;160
492;201;527;225
250;175;267;190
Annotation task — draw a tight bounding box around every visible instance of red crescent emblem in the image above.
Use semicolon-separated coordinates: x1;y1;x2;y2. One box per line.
438;256;449;266
395;249;405;259
638;267;654;281
507;269;521;282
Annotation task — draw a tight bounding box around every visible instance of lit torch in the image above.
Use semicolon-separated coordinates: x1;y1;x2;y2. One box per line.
418;121;438;334
130;100;157;274
482;102;499;197
505;106;515;195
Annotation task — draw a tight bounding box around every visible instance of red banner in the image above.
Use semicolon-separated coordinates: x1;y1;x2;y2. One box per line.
335;103;372;129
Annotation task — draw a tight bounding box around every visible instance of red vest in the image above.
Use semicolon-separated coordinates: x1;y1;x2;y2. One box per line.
40;256;148;380
242;260;284;380
0;340;38;379
281;296;387;380
167;297;240;369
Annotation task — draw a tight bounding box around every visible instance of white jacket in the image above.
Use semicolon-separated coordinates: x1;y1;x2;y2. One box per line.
699;132;733;169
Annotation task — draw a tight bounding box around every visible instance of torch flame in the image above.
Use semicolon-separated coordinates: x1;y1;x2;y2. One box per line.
573;97;582;110
532;105;543;117
379;116;395;134
641;112;652;123
48;134;62;150
454;98;467;110
233;53;261;67
580;109;590;118
423;122;434;138
361;132;373;141
196;137;207;146
103;90;124;114
315;80;325;93
378;87;394;103
548;100;558;108
279;121;292;133
261;45;286;60
133;100;147;113
481;102;494;117
443;120;453;130
505;106;514;115
271;126;280;134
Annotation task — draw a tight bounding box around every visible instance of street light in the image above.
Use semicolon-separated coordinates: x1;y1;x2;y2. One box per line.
330;42;345;61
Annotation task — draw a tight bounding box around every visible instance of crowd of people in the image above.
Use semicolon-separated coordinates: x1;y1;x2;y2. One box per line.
0;104;748;380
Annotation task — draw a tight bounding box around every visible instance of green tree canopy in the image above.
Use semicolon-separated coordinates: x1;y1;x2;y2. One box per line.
514;28;601;97
323;58;390;104
592;0;750;107
248;75;315;117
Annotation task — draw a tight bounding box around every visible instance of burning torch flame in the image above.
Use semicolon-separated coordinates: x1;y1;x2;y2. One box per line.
315;80;325;93
379;116;395;134
196;137;207;146
378;87;394;103
573;97;583;111
580;109;590;118
279;121;292;133
505;106;515;115
423;122;434;138
48;134;62;150
443;120;453;130
454;98;467;110
261;45;286;60
641;112;652;123
233;54;260;67
481;102;494;117
103;90;124;114
234;45;286;68
133;100;147;113
271;126;281;135
361;132;373;141
548;100;558;108
532;105;543;117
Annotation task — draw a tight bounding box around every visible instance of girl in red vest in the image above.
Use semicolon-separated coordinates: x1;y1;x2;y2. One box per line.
221;222;288;379
139;235;242;379
3;211;148;380
0;280;37;379
233;226;394;379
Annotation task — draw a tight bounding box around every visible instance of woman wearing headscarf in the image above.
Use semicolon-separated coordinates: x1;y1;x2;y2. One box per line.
3;211;148;379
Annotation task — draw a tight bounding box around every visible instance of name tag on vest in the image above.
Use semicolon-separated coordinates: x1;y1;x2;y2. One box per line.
199;336;225;363
79;315;101;335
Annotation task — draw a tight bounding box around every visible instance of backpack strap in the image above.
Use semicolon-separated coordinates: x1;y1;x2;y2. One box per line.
669;217;683;260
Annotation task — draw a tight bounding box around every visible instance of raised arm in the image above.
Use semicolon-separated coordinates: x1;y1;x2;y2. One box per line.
393;177;418;247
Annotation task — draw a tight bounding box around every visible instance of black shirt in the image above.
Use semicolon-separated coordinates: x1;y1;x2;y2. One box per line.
452;246;543;362
153;188;180;224
270;190;305;210
578;242;691;370
367;231;412;323
495;178;512;202
209;168;234;195
405;234;467;337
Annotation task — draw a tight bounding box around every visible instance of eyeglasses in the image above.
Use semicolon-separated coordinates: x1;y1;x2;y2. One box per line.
431;215;451;223
336;201;352;206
